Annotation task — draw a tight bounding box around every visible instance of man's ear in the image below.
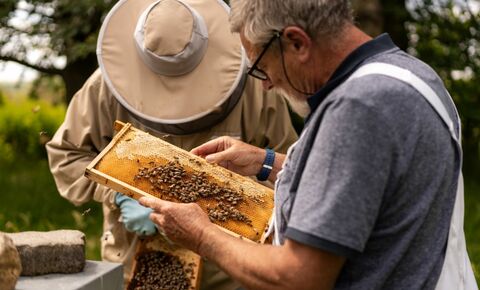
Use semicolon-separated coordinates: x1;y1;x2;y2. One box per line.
282;26;312;63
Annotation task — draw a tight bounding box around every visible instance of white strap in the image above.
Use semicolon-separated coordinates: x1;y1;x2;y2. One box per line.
348;63;460;143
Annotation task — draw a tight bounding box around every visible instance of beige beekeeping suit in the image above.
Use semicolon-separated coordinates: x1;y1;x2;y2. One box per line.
46;69;298;289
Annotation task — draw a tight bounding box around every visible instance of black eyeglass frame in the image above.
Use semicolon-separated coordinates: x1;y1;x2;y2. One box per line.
247;31;283;81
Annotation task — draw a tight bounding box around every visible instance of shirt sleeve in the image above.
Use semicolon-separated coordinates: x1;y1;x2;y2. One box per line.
46;69;117;208
285;97;396;255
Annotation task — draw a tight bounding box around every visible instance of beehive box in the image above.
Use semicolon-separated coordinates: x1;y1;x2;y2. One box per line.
127;237;201;290
85;121;274;243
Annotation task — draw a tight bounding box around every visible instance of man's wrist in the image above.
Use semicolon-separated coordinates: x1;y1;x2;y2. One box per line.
197;224;221;257
256;148;275;181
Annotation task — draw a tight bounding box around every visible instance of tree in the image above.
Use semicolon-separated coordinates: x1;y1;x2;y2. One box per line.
352;0;384;37
0;0;115;103
352;0;411;50
379;0;410;50
409;0;480;174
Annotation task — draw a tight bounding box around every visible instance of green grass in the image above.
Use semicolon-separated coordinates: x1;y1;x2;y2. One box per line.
465;177;480;283
0;158;103;260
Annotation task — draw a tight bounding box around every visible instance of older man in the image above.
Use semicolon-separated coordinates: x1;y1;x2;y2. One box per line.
140;0;478;289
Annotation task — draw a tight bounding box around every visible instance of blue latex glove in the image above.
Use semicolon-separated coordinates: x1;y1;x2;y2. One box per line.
115;193;157;236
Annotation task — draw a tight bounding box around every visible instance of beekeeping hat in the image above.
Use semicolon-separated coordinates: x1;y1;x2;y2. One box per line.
97;0;247;134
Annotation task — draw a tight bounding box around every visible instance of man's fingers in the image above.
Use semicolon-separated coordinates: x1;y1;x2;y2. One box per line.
204;149;235;166
191;137;225;156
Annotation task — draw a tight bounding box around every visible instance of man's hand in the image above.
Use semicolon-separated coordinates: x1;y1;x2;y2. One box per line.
139;198;345;290
139;197;217;253
115;193;157;236
190;136;265;176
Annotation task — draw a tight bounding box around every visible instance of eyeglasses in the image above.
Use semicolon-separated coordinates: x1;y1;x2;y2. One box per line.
247;31;282;81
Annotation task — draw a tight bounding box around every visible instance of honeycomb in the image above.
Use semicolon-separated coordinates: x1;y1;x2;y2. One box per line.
85;122;274;242
128;237;201;290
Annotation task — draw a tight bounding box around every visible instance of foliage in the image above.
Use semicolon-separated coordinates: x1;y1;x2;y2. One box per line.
0;88;5;105
0;0;116;101
409;1;479;281
0;95;99;258
29;73;66;104
408;0;480;174
0;97;65;161
0;0;114;67
0;158;103;260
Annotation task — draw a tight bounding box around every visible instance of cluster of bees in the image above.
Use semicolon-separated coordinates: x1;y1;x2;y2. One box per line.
134;161;252;225
128;251;195;290
207;201;252;225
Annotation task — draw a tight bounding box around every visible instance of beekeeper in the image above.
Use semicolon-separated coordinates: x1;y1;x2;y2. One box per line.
45;0;298;288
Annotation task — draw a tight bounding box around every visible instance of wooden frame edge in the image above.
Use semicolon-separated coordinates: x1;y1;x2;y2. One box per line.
85;123;132;171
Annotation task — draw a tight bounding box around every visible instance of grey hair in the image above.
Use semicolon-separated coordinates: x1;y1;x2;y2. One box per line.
230;0;353;46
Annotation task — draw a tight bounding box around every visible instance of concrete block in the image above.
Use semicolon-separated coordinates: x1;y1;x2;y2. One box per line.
0;232;22;290
7;230;85;276
15;260;123;290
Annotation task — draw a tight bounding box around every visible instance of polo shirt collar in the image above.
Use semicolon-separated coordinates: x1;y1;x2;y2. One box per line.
306;33;398;122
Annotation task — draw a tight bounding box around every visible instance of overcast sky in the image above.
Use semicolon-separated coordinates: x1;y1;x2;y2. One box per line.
0;62;37;83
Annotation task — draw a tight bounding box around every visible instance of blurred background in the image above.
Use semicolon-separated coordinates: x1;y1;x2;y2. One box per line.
0;0;478;282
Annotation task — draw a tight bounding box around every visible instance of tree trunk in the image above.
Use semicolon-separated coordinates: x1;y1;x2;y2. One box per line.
352;0;384;37
352;0;410;51
60;53;98;104
462;120;480;180
379;0;410;51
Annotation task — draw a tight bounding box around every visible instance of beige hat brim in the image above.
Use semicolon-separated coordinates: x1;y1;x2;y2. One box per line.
97;0;246;123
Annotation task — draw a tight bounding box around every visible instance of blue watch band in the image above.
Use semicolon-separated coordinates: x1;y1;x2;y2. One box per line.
256;148;275;181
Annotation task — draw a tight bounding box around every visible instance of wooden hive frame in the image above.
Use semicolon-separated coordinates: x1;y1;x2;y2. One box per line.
85;121;274;243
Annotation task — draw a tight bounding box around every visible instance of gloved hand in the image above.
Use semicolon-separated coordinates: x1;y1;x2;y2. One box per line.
115;193;157;236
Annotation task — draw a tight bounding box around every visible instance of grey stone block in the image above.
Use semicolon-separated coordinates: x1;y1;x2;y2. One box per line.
15;260;123;290
0;232;22;290
6;230;85;276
